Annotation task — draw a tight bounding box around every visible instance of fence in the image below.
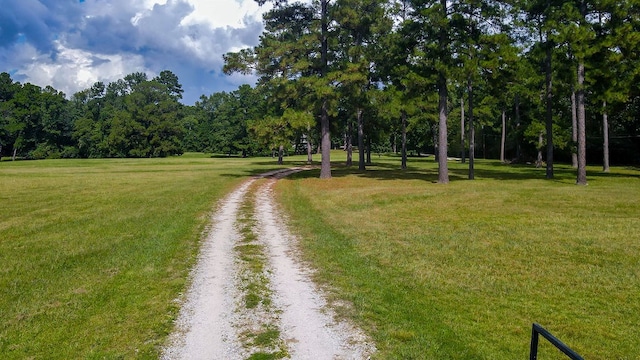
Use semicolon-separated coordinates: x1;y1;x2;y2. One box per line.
529;323;584;360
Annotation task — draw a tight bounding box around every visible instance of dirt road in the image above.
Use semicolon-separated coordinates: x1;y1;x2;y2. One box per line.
162;169;374;359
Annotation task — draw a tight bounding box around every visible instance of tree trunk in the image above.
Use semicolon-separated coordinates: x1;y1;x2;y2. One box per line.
319;0;331;179
401;110;407;170
432;123;439;161
602;101;610;172
515;94;522;162
437;0;449;184
346;121;353;167
320;102;331;178
545;41;554;179
500;109;506;163
461;97;466;163
358;108;366;171
571;88;578;168
576;61;587;185
12;147;17;161
306;133;313;164
468;77;475;180
278;144;284;165
576;2;588;185
438;74;449;183
536;131;544;168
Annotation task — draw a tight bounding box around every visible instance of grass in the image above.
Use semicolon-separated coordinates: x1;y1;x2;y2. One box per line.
275;152;640;359
236;185;273;310
0;154;283;359
2;151;638;359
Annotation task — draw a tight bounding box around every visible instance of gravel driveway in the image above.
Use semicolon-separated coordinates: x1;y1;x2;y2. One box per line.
161;169;374;359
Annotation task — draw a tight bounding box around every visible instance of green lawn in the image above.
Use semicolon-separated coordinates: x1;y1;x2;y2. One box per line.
2;152;638;359
0;154;282;359
276;153;640;359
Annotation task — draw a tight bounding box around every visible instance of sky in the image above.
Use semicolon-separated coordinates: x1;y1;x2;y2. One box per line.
0;0;288;105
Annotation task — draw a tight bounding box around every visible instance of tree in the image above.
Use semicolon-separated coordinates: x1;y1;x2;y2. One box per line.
8;84;43;159
333;0;389;171
557;0;593;184
450;0;515;178
0;72;19;158
378;0;414;169
319;0;332;178
378;0;442;169
72;73;185;158
406;0;512;181
586;1;640;172
154;70;184;100
225;0;335;173
194;85;263;157
120;80;184;157
434;0;450;183
519;0;566;179
252;108;313;164
37;86;74;158
72;83;109;158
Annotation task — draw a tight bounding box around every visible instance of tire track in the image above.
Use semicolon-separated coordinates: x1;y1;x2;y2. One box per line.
254;177;375;359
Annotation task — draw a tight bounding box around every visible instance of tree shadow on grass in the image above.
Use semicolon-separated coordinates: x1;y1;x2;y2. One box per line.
281;159;560;183
274;160;452;183
220;156;640;183
218;160;316;178
586;168;640;179
292;163;639;184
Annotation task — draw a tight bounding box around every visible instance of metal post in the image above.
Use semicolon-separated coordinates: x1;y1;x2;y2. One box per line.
529;323;584;360
530;324;540;360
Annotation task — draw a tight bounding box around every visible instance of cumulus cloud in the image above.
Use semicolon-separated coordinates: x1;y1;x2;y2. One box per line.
181;0;271;29
0;0;277;104
19;42;148;97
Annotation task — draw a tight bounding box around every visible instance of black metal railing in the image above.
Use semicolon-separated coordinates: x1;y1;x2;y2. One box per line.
529;323;584;360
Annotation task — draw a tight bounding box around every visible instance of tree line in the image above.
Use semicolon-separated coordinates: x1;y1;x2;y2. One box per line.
224;0;640;183
0;71;262;160
0;71;183;159
2;0;640;185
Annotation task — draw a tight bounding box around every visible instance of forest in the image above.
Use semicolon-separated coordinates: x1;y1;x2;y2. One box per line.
1;0;639;182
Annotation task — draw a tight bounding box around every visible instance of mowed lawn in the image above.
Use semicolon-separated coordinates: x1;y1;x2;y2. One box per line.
276;153;640;359
2;152;639;359
0;154;281;359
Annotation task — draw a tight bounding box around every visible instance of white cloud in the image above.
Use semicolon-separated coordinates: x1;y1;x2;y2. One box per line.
118;0;272;30
181;0;272;29
0;0;311;103
16;41;148;97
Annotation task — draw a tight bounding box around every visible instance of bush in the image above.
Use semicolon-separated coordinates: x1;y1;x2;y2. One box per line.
61;146;79;159
28;144;54;160
28;144;79;159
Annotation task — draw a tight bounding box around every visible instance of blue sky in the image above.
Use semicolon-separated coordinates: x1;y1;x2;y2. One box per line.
0;0;281;104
